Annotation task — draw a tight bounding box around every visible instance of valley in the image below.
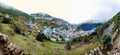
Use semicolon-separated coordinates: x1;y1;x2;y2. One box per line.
0;2;120;55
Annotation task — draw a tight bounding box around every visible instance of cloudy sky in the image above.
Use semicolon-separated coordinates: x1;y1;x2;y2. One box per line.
0;0;120;24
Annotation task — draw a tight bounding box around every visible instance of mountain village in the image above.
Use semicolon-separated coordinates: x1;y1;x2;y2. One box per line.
27;14;95;42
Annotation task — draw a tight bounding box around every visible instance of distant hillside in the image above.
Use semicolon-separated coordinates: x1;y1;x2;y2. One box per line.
78;23;102;31
0;4;32;19
0;3;35;35
31;13;70;29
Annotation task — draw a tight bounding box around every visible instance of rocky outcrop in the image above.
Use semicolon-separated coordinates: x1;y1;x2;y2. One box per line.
85;45;110;55
111;29;120;55
0;32;30;55
104;22;114;34
85;29;120;55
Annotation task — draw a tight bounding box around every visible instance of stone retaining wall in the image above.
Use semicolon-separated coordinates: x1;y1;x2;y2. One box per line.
0;32;30;55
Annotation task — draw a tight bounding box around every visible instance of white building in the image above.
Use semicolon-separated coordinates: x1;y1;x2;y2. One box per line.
5;14;10;18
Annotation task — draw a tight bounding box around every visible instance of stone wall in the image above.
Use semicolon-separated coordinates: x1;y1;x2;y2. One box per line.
85;45;111;55
85;29;120;55
0;32;30;55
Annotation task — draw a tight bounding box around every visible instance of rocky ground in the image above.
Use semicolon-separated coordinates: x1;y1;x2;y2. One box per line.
111;29;120;55
85;29;120;55
0;48;3;55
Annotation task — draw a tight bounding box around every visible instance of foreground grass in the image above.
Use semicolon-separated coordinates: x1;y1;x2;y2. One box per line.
9;34;65;55
61;40;101;55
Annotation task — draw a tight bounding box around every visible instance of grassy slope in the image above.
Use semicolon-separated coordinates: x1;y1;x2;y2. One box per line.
0;23;65;55
62;41;101;55
34;19;68;31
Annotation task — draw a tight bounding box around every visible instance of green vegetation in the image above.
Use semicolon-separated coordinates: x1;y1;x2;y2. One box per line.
95;12;120;36
0;5;32;18
72;37;82;43
71;36;90;44
62;41;101;55
101;34;111;45
111;12;120;33
34;19;68;31
65;41;71;50
0;23;65;55
2;17;11;24
0;5;65;55
83;36;89;42
36;33;50;41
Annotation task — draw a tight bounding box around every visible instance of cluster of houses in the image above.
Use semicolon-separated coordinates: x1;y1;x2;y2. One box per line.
26;21;95;42
0;12;95;42
42;25;95;42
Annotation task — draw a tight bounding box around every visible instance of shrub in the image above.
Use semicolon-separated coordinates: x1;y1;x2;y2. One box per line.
72;37;82;43
83;36;89;42
61;38;65;41
36;33;44;41
2;17;11;24
0;24;3;32
14;24;22;34
36;33;49;41
101;34;111;45
65;41;71;50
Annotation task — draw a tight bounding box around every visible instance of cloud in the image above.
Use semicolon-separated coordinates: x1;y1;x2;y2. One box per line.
88;0;120;23
0;0;120;24
0;2;13;9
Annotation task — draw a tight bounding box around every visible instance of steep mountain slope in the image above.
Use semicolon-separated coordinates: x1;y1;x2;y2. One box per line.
87;12;120;55
95;12;120;36
0;4;33;35
0;3;32;19
78;23;102;30
111;29;120;55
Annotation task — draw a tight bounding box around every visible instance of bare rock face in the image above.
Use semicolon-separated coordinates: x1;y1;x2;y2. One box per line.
0;32;30;55
111;29;120;55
